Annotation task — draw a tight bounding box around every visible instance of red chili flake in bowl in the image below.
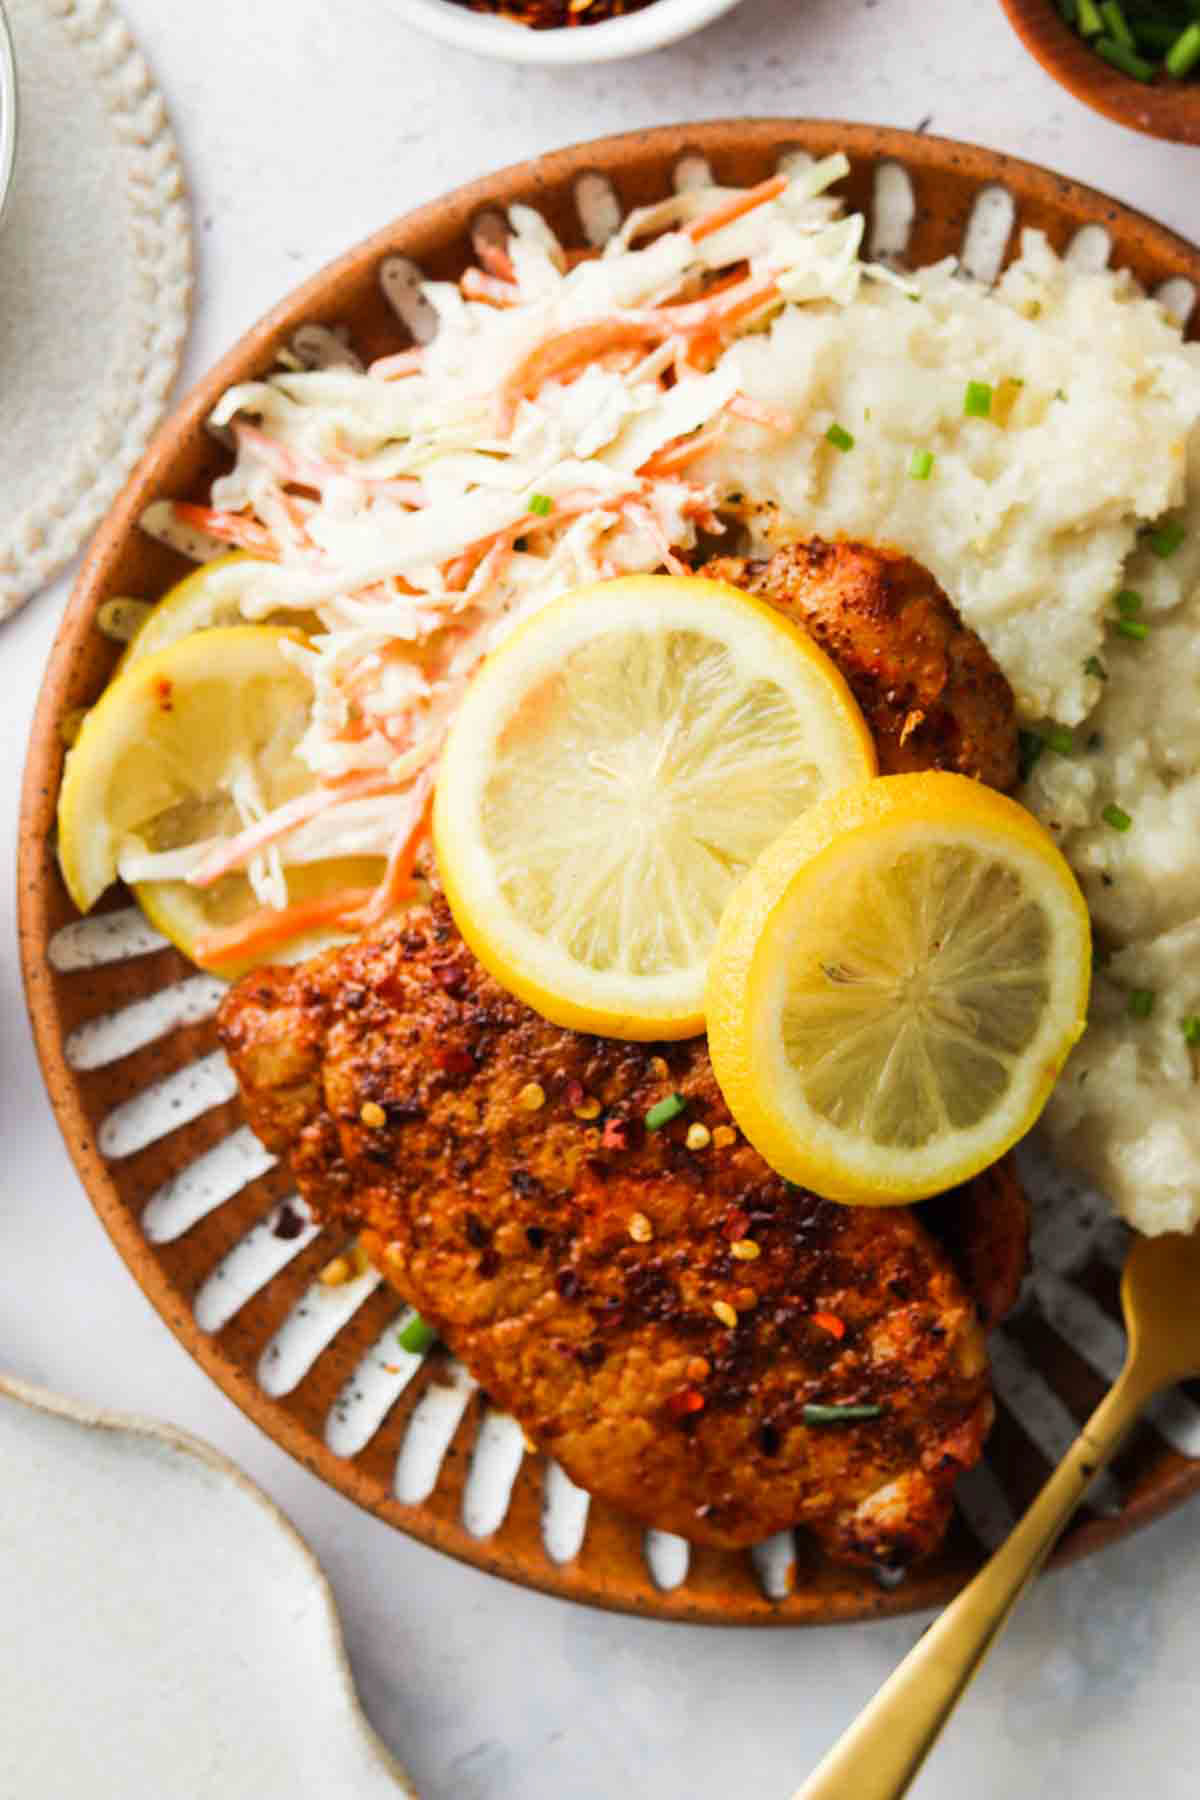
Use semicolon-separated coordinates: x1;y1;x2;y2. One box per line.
601;1117;628;1150
812;1312;846;1340
452;0;657;27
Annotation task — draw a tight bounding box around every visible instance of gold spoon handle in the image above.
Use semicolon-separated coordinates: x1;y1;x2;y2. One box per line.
792;1367;1152;1800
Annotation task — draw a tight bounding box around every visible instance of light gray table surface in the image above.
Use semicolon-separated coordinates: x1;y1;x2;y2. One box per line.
4;2;1200;1794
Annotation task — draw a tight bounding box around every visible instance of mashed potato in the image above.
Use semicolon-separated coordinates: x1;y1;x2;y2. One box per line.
1031;513;1200;1234
706;230;1200;1234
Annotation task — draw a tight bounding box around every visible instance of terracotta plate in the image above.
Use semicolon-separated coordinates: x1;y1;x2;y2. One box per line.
18;121;1200;1626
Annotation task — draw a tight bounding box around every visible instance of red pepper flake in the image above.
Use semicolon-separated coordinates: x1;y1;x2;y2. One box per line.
431;961;466;995
451;0;657;26
601;1117;628;1150
665;1386;706;1419
812;1312;846;1340
153;676;173;712
564;1079;585;1108
435;1044;476;1075
723;1210;751;1242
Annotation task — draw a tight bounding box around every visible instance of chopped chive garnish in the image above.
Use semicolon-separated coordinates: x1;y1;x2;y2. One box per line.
1135;20;1180;51
1102;802;1132;832
1018;729;1046;781
826;423;855;452
1084;654;1108;680
803;1403;885;1425
397;1313;437;1354
1095;35;1155;78
1046;725;1074;755
964;380;993;419
645;1093;688;1131
527;493;553;516
1148;519;1186;558
1115;589;1143;617
1128;988;1156;1020
1182;1016;1200;1047
1115;617;1149;641
1061;0;1200;77
1099;1;1133;49
908;449;935;480
1167;21;1200;77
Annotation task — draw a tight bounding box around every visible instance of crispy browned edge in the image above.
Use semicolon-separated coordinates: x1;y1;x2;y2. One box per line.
18;120;1200;1627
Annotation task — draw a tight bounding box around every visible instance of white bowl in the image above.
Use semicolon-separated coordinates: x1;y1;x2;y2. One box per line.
387;0;745;65
0;0;16;229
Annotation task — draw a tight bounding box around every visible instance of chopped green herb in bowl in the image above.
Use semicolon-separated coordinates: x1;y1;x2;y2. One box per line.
1057;0;1200;80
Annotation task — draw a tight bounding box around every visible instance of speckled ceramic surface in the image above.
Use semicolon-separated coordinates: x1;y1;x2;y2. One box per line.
0;1374;415;1798
18;120;1200;1628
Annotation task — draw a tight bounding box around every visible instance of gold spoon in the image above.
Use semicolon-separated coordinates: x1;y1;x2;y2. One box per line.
794;1227;1200;1800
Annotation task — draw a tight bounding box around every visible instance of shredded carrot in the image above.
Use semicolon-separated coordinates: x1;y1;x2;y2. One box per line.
189;771;396;889
498;319;669;432
812;1312;846;1341
171;503;280;559
475;239;516;283
637;423;725;479
443;544;487;593
350;772;435;928
461;268;521;309
627;502;689;577
712;277;781;333
686;173;788;245
234;424;426;507
594;347;644;375
657;263;750;311
234;423;328;491
444;487;638;590
657;275;781;337
193;884;377;969
726;394;793;433
369;347;425;380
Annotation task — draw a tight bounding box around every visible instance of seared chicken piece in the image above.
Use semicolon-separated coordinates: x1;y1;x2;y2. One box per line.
218;536;1026;1562
220;901;994;1563
701;538;1019;790
924;1158;1030;1331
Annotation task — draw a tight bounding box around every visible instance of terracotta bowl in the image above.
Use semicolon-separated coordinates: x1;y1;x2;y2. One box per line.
19;120;1200;1627
998;0;1200;144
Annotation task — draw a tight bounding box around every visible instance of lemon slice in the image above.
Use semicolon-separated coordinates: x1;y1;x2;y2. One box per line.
58;624;386;975
135;856;385;979
706;772;1091;1202
59;625;316;914
121;553;321;667
433;574;876;1039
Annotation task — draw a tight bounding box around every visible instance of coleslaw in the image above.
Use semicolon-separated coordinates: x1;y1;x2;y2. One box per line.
135;153;895;958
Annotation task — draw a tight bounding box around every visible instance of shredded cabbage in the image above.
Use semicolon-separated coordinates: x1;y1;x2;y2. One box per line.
138;153;888;913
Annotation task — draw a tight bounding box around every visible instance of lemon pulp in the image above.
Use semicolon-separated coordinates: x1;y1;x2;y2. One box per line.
434;574;875;1038
706;773;1091;1201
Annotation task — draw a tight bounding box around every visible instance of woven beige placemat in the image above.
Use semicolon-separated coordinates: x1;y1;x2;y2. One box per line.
0;0;191;616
